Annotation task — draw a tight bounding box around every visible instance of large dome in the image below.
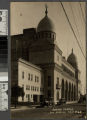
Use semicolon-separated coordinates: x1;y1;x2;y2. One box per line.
37;7;55;33
67;49;78;69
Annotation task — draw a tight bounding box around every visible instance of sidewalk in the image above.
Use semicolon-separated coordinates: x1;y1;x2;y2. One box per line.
11;106;35;111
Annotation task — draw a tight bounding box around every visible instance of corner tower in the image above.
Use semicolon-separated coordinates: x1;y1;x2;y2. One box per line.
29;5;56;65
29;6;58;103
37;5;56;44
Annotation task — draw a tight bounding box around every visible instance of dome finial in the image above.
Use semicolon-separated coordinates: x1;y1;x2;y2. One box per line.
45;4;48;16
72;48;73;53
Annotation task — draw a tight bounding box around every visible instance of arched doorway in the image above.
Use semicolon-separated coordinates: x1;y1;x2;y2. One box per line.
65;81;68;101
57;91;59;101
69;83;71;101
61;79;64;99
74;85;76;101
72;84;73;101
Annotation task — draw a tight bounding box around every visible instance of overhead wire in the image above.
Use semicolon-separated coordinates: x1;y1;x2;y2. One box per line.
69;2;84;52
78;2;85;30
59;1;86;59
79;2;86;24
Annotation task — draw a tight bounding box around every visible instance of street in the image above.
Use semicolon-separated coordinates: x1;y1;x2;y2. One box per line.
11;103;86;119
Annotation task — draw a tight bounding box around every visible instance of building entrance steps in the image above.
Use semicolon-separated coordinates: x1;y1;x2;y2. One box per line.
66;101;78;104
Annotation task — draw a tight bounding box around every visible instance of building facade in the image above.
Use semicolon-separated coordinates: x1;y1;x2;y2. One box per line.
11;7;81;104
18;58;44;102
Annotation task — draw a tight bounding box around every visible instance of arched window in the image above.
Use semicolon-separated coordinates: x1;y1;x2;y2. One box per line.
57;91;59;100
65;81;68;101
61;79;64;98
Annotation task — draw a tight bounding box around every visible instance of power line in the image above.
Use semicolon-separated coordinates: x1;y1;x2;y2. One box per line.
78;2;85;33
59;2;86;59
78;2;86;33
69;2;84;51
79;2;86;24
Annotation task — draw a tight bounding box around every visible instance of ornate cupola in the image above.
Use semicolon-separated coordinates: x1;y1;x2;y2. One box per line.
67;48;78;69
37;5;56;43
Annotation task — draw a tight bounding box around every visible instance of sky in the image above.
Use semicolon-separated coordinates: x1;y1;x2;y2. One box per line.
10;2;86;94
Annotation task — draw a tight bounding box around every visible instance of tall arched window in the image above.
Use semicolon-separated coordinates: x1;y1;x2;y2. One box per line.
61;79;64;98
57;91;59;100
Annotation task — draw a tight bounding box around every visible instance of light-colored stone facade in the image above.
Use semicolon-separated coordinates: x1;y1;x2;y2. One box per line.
18;45;79;104
18;59;44;102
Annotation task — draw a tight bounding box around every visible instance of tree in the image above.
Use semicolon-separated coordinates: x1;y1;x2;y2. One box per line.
11;84;25;108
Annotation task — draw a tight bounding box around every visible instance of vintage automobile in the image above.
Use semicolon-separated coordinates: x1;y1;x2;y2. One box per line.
57;98;66;105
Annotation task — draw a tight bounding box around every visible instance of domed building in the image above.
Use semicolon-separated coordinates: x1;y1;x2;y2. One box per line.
11;7;81;104
67;49;78;69
37;13;55;33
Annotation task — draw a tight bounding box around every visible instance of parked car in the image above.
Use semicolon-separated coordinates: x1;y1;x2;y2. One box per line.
40;100;49;107
57;98;66;105
40;100;54;107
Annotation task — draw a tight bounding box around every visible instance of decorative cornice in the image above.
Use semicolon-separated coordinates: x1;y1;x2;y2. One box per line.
62;57;75;71
18;58;43;72
54;63;76;81
62;70;76;81
54;44;62;55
